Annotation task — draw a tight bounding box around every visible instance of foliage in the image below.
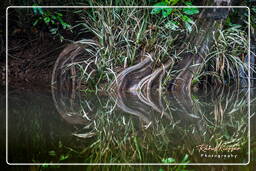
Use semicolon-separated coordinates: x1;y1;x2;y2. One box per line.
151;1;199;32
201;25;249;85
71;7;181;92
32;6;72;42
3;0;256;169
53;6;250;92
160;154;191;171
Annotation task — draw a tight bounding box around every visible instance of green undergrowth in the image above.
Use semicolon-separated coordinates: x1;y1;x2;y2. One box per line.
66;6;250;92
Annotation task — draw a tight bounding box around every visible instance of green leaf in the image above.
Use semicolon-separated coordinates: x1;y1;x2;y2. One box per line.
181;15;195;24
151;8;162;15
184;1;193;6
38;8;44;15
181;15;194;32
151;2;168;15
162;8;173;18
60;35;64;42
51;15;57;20
225;17;232;26
181;154;189;163
56;16;65;25
192;77;199;85
73;10;83;13
184;22;193;32
56;12;63;16
183;8;199;15
32;4;43;15
62;23;71;29
162;157;176;163
32;8;37;14
33;19;39;26
44;17;51;23
50;28;58;34
169;0;180;5
229;24;242;29
48;150;56;156
42;164;48;168
60;154;69;161
191;94;199;100
165;20;179;30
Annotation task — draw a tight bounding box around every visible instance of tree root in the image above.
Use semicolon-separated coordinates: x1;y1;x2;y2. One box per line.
110;53;153;92
51;42;98;125
112;53;173;94
109;54;175;123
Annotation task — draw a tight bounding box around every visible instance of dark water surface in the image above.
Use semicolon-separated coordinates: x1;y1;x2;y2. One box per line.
4;86;253;164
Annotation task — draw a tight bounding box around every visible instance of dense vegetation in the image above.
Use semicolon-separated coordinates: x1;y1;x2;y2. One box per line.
1;0;256;170
2;0;256;88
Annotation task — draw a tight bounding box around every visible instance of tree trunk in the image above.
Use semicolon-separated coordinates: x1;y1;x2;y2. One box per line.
169;0;234;96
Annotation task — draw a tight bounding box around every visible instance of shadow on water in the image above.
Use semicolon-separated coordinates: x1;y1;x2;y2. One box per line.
5;81;252;165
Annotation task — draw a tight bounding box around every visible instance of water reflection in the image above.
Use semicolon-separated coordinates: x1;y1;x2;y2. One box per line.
5;57;251;164
49;83;249;163
6;84;250;164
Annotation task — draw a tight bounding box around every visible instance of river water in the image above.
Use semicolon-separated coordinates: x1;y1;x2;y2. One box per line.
3;85;255;165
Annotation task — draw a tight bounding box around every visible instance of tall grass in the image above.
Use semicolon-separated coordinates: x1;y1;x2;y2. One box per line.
52;7;250;93
197;25;249;86
78;9;248;91
69;7;186;91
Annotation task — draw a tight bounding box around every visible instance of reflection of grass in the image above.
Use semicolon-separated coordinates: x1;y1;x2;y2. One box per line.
190;88;248;148
62;89;248;164
6;89;250;166
41;90;255;170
